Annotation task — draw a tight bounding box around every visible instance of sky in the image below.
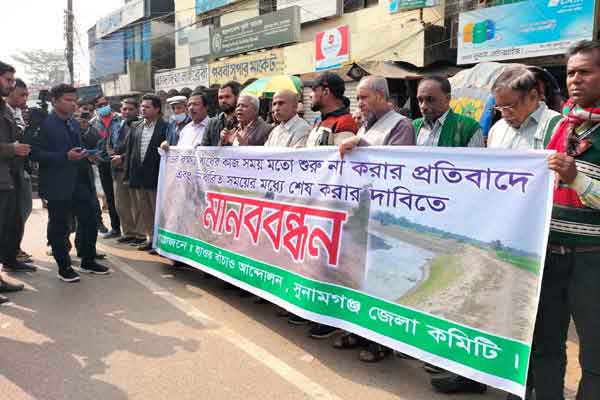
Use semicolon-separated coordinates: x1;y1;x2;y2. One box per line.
1;0;124;85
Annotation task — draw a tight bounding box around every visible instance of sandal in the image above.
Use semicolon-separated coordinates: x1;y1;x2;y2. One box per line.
333;332;369;349
359;342;392;362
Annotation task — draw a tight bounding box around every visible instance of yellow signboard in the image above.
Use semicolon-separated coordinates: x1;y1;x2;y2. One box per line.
209;50;285;86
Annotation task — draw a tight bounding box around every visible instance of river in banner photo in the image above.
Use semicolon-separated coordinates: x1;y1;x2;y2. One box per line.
363;231;434;300
367;211;541;343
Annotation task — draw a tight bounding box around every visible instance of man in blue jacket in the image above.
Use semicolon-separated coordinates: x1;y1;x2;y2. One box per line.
32;84;110;282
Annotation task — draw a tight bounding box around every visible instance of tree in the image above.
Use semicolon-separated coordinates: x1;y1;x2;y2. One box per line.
11;49;68;88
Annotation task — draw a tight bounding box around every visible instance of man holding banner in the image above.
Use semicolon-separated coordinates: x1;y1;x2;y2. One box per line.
536;40;600;400
338;75;415;361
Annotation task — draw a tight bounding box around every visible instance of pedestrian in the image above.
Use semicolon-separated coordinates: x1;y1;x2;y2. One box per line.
264;89;310;148
90;95;122;239
109;98;144;245
289;72;359;339
537;40;600;400
219;94;272;146
337;75;415;362
202;81;241;146
32;83;110;282
165;95;191;146
123;94;167;253
5;78;35;266
161;91;210;151
0;61;28;303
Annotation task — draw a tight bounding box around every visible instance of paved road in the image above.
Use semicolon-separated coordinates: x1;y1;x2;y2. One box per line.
0;202;580;399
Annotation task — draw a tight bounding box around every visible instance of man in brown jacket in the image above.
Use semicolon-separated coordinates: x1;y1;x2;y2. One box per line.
0;61;32;303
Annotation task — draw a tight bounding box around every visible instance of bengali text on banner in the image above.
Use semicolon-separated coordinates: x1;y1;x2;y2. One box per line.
154;146;555;397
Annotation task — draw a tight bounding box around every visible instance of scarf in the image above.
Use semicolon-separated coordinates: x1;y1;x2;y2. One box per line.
547;99;600;208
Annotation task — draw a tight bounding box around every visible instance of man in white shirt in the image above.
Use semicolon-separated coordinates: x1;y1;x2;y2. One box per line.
264;89;310;148
488;68;563;150
161;91;210;150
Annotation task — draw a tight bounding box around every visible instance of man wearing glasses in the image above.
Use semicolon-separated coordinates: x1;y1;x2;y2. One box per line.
487;68;563;150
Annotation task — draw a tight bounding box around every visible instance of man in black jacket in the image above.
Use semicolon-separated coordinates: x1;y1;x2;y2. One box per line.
124;94;167;252
201;81;240;146
0;61;29;302
32;84;109;282
110;98;142;244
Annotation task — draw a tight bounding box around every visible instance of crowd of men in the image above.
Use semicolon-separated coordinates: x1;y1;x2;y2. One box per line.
1;39;600;400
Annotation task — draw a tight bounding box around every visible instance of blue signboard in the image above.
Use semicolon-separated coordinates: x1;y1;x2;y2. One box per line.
458;0;596;64
195;0;238;14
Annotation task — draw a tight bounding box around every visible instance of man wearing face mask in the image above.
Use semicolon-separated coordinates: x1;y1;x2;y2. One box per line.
165;96;191;146
90;95;122;239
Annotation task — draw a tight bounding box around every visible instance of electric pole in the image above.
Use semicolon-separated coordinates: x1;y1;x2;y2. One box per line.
65;0;74;84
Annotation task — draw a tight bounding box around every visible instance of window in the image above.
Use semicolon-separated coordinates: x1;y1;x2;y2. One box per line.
343;0;378;13
259;0;277;15
201;15;220;28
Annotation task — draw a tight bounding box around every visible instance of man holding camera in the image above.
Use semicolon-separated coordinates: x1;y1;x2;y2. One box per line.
32;84;109;282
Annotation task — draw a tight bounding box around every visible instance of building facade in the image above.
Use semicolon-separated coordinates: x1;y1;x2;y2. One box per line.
89;0;176;98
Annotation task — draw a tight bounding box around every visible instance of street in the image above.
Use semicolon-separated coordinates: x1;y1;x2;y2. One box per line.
0;201;581;400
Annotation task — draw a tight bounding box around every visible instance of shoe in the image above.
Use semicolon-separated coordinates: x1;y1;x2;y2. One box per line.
79;261;110;275
16;254;32;263
0;294;8;304
17;250;32;263
288;314;310;325
117;236;136;244
18;250;31;258
424;362;446;374
102;230;121;239
98;223;109;234
148;249;158;255
58;267;81;282
309;324;340;339
431;374;488;394
3;261;37;272
138;241;153;251
129;238;146;246
276;308;291;317
76;252;106;260
0;279;24;292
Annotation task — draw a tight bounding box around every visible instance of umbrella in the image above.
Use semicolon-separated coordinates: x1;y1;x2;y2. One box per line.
241;75;302;98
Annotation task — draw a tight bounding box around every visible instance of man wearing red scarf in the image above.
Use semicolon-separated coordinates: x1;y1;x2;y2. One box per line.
537;40;600;400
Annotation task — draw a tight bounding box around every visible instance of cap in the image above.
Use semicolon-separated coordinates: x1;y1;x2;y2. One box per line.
311;72;345;99
167;95;187;106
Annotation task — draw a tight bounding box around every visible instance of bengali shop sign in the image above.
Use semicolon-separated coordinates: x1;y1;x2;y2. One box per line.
208;50;285;85
155;146;555;397
457;0;596;64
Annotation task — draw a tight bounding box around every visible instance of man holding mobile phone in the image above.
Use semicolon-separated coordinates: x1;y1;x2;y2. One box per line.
32;84;110;282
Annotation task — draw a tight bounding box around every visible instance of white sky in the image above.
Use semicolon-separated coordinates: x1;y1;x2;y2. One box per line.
1;0;124;85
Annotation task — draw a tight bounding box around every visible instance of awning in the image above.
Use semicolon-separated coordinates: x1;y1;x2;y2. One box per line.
347;61;466;80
